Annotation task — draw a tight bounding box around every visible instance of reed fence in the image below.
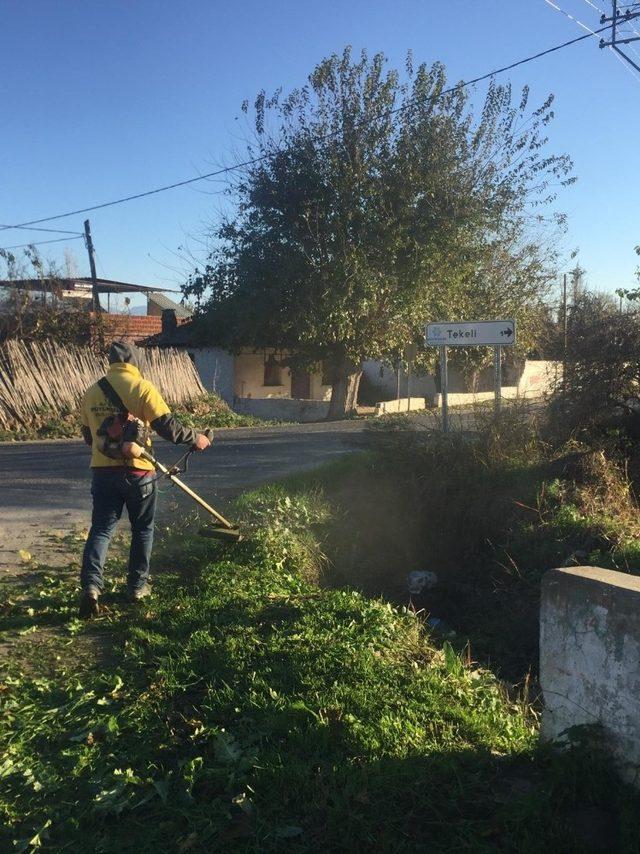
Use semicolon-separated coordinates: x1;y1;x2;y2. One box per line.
0;340;206;431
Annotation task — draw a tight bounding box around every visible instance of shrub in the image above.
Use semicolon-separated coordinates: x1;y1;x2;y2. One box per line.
546;294;640;442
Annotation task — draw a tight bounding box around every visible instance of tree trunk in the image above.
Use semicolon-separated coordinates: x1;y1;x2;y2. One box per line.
464;369;480;394
327;359;362;419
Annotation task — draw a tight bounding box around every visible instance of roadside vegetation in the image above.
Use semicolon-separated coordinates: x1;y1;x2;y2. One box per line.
258;405;640;679
2;408;640;852
0;393;262;441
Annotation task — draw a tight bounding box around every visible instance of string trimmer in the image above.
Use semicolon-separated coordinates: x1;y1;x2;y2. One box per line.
128;430;241;543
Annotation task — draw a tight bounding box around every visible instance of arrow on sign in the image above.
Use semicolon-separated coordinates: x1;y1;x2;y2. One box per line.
500;328;514;338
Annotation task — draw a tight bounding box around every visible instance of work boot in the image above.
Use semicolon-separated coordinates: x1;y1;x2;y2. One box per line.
79;588;100;619
128;583;152;604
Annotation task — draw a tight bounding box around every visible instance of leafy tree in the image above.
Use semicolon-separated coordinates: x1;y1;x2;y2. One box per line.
185;48;571;416
546;291;640;439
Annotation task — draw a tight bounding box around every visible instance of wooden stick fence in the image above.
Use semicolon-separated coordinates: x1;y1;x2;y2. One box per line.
0;340;206;431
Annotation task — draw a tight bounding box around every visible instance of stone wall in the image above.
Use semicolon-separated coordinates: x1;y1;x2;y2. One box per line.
540;566;640;784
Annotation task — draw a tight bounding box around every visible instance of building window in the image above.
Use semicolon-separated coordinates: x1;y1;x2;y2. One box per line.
264;355;282;386
321;361;333;386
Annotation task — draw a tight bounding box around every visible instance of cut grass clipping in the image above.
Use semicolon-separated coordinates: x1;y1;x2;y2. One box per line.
1;499;638;851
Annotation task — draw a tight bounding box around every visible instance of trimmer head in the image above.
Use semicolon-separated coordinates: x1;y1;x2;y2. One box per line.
198;524;242;543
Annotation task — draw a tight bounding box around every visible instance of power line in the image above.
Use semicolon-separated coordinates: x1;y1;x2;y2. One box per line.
0;23;613;233
599;0;640;73
0;234;84;251
545;0;603;35
580;0;640;61
584;0;640;35
546;0;640;80
0;223;84;236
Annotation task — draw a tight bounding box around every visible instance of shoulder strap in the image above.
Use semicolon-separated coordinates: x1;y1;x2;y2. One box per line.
98;377;128;414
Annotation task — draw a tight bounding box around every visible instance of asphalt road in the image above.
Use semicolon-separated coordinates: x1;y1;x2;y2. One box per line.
0;421;368;573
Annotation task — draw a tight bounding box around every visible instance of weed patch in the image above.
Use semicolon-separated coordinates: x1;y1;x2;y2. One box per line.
2;515;638;851
252;412;640;681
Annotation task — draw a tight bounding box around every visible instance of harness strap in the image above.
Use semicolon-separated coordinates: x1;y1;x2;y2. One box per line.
97;377;128;414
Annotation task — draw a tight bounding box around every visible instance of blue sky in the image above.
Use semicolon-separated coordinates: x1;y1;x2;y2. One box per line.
1;0;638;308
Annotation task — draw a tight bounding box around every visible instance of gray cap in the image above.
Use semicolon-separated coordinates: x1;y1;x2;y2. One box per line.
107;340;144;371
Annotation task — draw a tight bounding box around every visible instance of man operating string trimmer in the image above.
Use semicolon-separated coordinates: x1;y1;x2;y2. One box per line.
78;341;211;619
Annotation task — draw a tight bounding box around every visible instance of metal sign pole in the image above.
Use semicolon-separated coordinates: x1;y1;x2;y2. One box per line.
440;345;449;433
494;345;501;417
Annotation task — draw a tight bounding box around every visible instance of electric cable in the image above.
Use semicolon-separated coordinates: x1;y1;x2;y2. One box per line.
580;0;640;49
0;234;85;251
0;224;84;236
0;23;614;233
545;0;607;35
546;0;640;79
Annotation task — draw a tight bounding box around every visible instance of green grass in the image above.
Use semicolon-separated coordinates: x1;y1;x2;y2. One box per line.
1;505;639;852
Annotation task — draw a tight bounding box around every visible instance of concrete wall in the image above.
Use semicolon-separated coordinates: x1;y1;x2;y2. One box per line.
362;360;437;401
517;360;560;396
234;397;331;422
309;369;333;401
430;360;560;408
363;359;557;405
233;351;331;401
188;348;235;404
540;566;640;784
375;397;430;415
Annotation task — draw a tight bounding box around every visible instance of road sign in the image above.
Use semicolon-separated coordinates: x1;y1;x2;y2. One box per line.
425;319;516;433
425;320;516;347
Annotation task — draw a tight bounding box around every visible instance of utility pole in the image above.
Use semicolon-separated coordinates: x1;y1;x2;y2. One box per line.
599;1;640;73
83;219;100;313
563;273;568;355
562;273;568;403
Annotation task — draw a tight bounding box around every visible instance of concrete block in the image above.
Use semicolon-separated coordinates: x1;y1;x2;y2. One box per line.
374;397;429;415
540;566;640;783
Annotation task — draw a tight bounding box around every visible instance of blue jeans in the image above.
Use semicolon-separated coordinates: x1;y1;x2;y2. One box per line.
81;470;157;594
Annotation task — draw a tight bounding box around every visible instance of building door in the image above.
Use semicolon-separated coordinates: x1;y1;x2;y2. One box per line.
290;369;311;399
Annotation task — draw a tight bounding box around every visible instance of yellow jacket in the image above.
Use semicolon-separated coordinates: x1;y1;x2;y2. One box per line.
81;362;170;470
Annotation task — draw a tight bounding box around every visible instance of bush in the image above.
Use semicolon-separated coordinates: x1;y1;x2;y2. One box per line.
546;295;640;442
